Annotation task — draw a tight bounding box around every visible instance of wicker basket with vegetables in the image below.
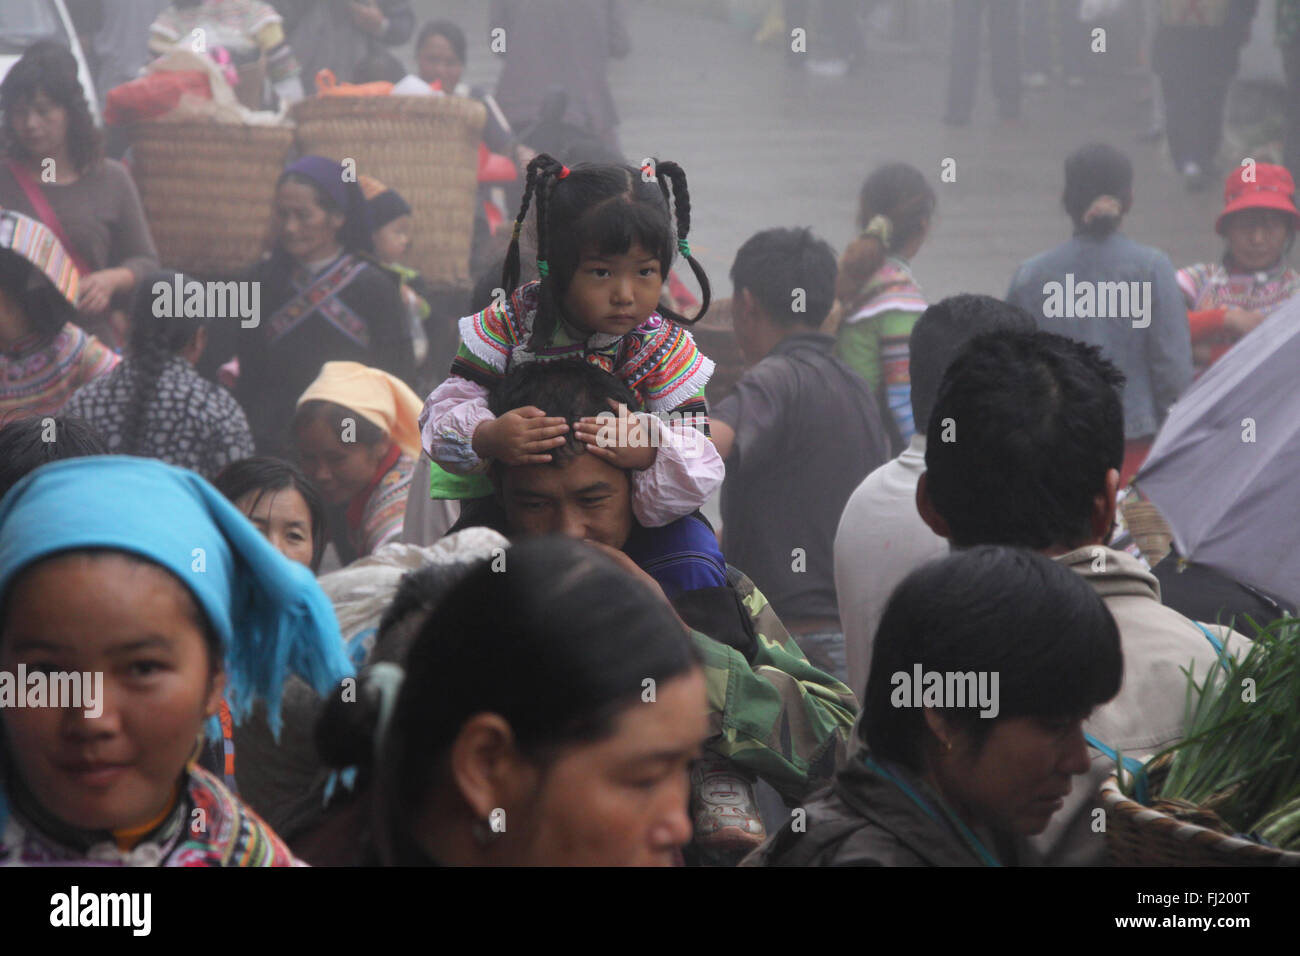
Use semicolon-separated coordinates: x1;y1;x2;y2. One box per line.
1102;616;1300;865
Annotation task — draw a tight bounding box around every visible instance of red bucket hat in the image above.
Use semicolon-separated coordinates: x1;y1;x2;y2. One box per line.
1215;162;1300;234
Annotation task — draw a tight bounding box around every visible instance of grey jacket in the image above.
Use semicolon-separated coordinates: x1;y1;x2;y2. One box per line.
741;753;1012;867
1025;545;1252;866
1007;232;1193;439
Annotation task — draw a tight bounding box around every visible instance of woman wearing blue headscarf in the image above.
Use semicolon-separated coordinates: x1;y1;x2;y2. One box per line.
203;155;415;457
0;456;353;866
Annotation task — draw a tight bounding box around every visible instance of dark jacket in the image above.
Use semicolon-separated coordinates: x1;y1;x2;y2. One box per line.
741;752;1012;867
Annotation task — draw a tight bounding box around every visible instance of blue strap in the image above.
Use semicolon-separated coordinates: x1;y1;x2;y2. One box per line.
866;756;1002;867
1086;732;1150;805
1194;622;1232;674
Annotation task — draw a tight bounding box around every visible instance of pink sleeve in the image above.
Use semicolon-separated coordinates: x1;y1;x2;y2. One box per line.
419;375;497;475
630;414;725;527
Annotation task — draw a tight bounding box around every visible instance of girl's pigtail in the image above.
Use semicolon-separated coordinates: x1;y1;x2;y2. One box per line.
501;156;545;298
653;159;711;325
526;155;569;350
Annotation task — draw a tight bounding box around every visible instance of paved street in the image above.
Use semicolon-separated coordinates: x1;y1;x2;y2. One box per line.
410;1;1234;301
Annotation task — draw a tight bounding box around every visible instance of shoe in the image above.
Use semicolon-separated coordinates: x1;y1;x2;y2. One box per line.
1023;72;1049;89
691;758;765;854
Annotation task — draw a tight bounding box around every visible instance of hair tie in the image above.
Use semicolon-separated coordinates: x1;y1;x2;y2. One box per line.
557;165;570;180
537;259;550;277
862;214;893;247
511;221;522;241
1083;195;1123;224
367;662;406;759
677;238;691;258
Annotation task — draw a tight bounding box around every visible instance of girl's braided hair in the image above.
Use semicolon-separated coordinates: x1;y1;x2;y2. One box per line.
119;272;205;457
501;153;710;350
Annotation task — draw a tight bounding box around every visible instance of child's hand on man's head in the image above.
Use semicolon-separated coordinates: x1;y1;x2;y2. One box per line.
574;399;659;471
472;406;569;465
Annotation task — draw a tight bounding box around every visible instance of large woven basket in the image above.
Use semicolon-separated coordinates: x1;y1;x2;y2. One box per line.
129;121;294;276
1101;773;1300;866
291;95;485;289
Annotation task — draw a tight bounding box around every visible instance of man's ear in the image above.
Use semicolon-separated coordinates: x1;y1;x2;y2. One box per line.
1092;467;1120;543
916;472;952;540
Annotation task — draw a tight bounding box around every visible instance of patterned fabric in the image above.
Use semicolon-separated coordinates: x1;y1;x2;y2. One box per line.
692;567;858;804
836;257;925;443
1177;261;1300;374
64;356;255;480
1176;260;1300;314
0;766;299;867
0;324;119;420
453;281;714;413
348;448;414;558
0;211;79;305
265;254;374;350
151;0;287;62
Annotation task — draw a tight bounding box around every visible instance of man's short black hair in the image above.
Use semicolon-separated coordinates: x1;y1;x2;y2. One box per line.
729;226;837;328
909;295;1037;436
488;360;642;467
924;331;1125;551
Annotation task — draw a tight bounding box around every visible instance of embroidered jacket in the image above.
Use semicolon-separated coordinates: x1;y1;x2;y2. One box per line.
419;281;723;528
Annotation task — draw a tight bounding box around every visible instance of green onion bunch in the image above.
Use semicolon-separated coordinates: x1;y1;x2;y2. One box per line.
1147;616;1300;846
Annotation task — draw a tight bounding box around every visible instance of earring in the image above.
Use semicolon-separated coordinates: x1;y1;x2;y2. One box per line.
471;820;502;847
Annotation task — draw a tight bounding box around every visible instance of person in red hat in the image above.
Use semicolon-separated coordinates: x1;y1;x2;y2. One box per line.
1176;162;1300;376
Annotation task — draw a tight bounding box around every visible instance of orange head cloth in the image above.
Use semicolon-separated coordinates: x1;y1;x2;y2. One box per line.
295;361;424;459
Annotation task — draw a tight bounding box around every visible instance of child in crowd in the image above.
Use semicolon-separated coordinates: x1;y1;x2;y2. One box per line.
215;456;327;573
360;176;431;373
292;361;422;565
419;153;723;528
1177;162;1300;377
833;163;934;446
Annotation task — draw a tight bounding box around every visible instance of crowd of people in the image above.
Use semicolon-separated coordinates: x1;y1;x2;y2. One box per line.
0;2;1295;870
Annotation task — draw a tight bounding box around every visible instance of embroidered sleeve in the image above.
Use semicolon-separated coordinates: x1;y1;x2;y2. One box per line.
627;321;715;413
361;457;414;556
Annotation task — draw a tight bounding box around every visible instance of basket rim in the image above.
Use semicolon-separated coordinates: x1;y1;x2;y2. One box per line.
1101;773;1300;859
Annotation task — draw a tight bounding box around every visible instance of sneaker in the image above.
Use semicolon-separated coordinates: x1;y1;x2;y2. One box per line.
690;758;766;853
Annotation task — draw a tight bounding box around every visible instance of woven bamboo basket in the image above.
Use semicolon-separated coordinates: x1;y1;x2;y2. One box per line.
1121;497;1174;567
291;95;485;289
129;121;294;276
1101;771;1300;866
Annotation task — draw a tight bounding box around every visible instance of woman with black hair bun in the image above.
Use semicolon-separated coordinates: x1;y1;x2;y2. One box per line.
0;40;159;351
1006;142;1193;486
315;536;708;866
64;270;255;480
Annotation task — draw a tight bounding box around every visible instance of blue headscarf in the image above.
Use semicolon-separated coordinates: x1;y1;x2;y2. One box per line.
280;155;375;255
0;457;353;731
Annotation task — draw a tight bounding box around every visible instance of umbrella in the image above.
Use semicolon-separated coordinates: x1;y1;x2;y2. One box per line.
1134;293;1300;605
0;209;79;308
